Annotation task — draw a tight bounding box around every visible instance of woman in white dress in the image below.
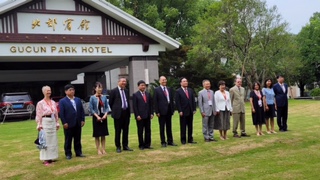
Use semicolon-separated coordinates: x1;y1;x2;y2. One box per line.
35;86;60;166
214;81;233;140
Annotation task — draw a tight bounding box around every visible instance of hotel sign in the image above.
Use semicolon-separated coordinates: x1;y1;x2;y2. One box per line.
0;43;165;56
17;13;102;35
10;46;112;54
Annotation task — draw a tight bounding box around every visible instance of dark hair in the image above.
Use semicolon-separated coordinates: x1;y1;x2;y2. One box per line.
218;80;225;86
264;78;273;88
276;75;284;79
64;84;74;91
179;77;187;83
137;80;146;86
92;82;103;94
252;82;261;90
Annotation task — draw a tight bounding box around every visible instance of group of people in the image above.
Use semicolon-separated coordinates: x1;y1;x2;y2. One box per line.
249;75;289;136
34;75;289;166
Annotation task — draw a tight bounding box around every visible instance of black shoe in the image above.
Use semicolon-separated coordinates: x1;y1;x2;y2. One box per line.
76;154;86;157
280;129;286;132
139;147;144;150
144;146;153;149
167;142;177;146
66;155;72;160
204;139;210;142
123;146;133;151
209;138;217;142
161;143;167;147
188;141;197;144
116;147;122;153
181;141;186;145
233;134;241;138
241;133;250;137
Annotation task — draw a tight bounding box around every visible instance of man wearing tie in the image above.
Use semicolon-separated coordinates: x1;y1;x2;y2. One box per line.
198;80;217;142
109;77;133;153
230;78;250;138
175;77;197;144
59;84;85;160
132;80;154;150
153;76;177;147
273;75;289;131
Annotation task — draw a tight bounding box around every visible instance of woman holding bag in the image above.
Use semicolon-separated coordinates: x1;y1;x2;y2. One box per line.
35;86;60;166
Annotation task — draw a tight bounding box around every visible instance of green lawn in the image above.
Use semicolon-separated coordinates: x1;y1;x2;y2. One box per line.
0;100;319;180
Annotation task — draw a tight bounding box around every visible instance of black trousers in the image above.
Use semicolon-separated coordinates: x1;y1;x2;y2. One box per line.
277;105;288;131
158;106;173;144
136;118;151;148
64;125;82;156
180;114;194;143
114;110;130;148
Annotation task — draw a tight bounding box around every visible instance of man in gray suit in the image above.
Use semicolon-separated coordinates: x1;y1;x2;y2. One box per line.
229;78;250;138
198;80;217;142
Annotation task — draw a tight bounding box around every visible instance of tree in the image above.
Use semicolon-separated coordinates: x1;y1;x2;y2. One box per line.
296;12;320;96
106;0;202;88
189;0;293;90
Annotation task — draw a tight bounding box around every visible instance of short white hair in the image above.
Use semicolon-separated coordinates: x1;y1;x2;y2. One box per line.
42;85;51;94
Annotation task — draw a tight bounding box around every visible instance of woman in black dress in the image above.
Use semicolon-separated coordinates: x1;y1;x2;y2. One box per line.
89;82;109;154
250;82;265;136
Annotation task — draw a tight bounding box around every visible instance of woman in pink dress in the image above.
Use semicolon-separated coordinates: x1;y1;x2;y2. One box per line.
35;86;60;166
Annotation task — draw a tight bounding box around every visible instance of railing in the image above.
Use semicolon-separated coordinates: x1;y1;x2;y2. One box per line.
1;104;35;124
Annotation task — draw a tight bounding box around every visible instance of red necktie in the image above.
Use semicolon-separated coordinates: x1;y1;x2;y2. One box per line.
96;95;104;106
163;87;167;96
142;92;147;103
185;88;189;99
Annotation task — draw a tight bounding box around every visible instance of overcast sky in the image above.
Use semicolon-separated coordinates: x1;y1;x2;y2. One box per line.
0;0;319;34
266;0;320;34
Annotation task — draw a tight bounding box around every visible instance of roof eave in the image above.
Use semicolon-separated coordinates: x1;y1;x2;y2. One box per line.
0;0;32;15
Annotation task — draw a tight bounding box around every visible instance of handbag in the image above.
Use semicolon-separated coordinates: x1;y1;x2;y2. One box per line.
34;133;40;145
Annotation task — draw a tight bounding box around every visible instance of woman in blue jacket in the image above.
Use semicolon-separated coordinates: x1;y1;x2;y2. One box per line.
89;82;109;155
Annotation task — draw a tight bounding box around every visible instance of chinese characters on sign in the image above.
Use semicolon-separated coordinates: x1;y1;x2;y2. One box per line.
78;19;90;30
32;18;90;31
63;18;74;31
31;19;40;29
46;18;57;31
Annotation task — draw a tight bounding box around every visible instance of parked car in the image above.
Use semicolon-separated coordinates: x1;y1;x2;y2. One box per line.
0;92;35;120
51;96;64;113
81;99;90;116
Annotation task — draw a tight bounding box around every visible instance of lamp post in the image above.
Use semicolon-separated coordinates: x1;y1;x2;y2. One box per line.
220;57;227;66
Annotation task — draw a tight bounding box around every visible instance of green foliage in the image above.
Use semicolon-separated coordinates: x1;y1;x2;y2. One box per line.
310;88;320;97
190;0;294;90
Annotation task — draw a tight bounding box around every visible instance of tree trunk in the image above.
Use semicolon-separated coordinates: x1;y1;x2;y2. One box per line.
298;80;306;97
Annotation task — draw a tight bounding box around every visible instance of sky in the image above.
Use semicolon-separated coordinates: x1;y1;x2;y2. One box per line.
265;0;320;34
0;0;320;34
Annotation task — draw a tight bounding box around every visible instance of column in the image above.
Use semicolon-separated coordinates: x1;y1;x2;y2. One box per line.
128;56;159;96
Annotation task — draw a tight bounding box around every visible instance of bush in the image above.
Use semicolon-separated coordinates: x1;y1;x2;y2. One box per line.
310;88;320;97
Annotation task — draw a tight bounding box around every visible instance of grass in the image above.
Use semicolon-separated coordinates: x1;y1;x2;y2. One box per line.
0;99;319;180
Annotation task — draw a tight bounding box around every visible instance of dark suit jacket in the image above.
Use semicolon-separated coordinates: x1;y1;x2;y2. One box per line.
109;87;131;119
153;86;175;116
273;83;288;107
175;87;196;116
59;96;85;128
132;91;153;119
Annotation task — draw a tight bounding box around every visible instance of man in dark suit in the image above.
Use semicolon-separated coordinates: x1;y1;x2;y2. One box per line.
154;76;177;147
273;75;289;131
175;78;197;144
132;80;154;150
109;77;133;153
59;84;85;160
